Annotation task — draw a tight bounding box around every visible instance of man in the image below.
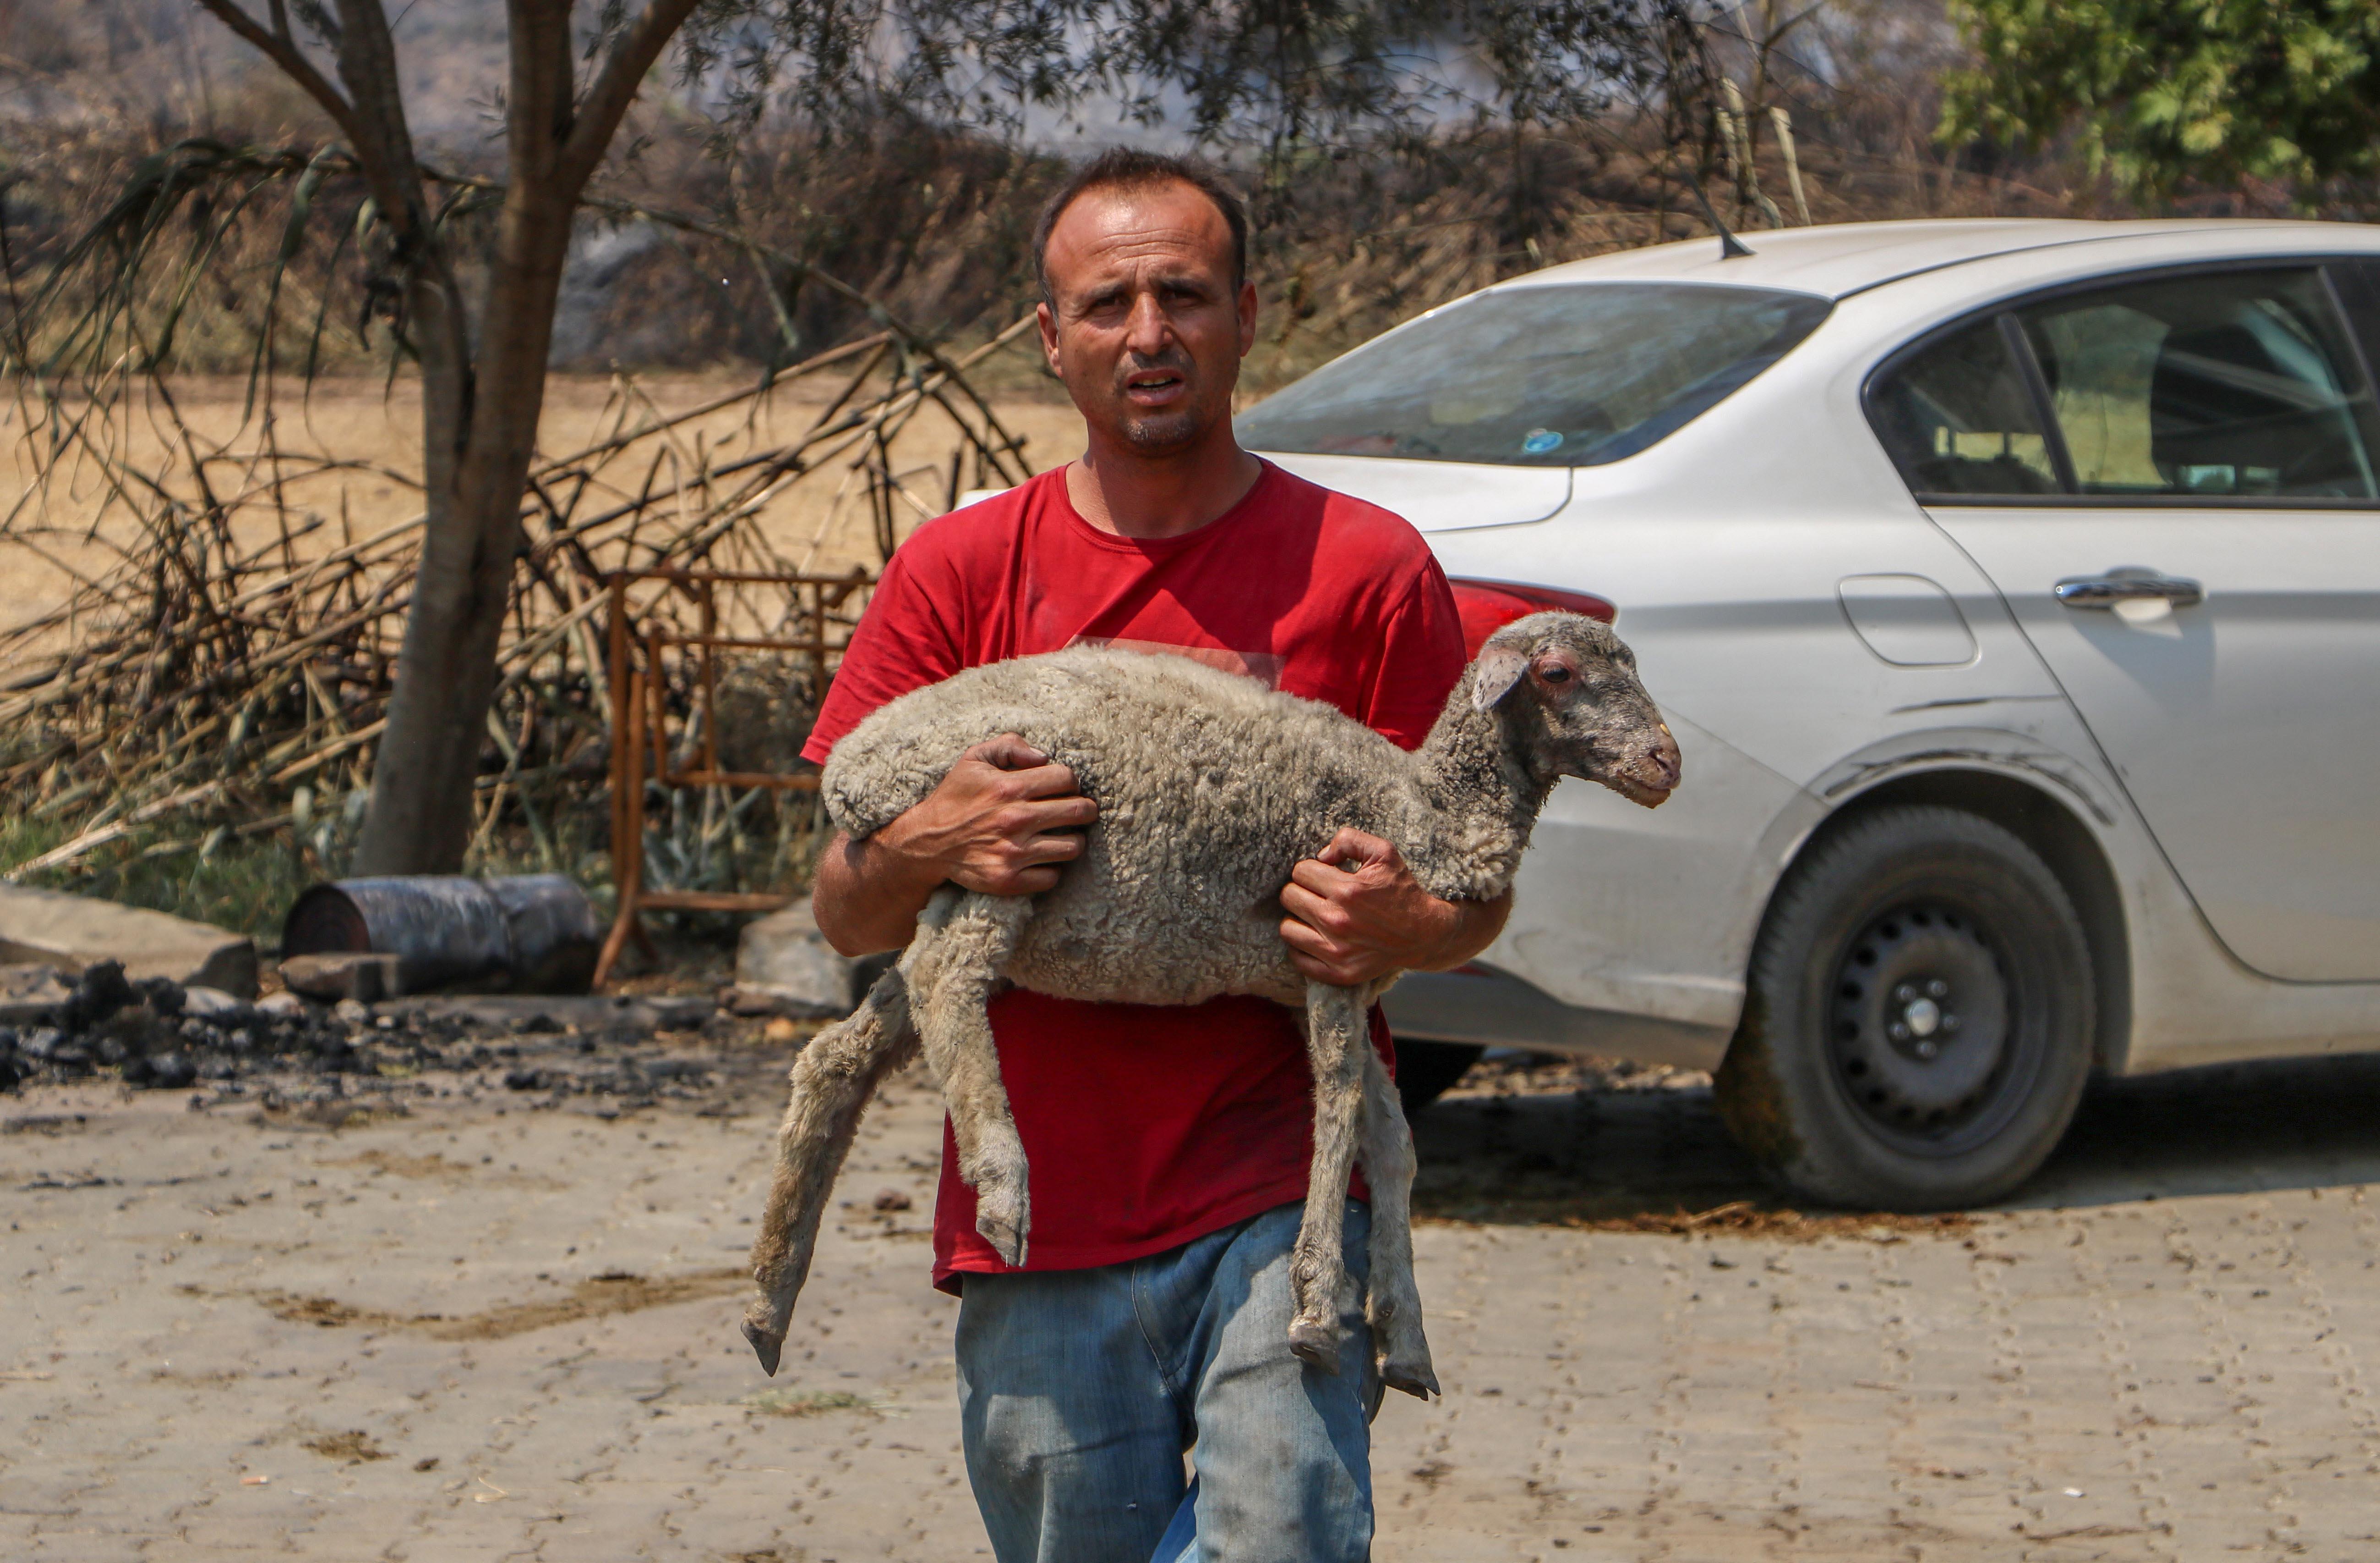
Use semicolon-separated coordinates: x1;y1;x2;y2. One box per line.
801;148;1510;1563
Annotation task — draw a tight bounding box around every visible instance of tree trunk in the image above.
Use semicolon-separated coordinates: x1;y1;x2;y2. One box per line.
339;0;690;876
352;180;577;875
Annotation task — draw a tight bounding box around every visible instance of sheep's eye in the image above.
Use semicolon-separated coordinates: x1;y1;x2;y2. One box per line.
1538;664;1573;683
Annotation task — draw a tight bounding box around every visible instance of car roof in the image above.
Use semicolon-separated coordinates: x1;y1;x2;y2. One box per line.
1496;218;2380;302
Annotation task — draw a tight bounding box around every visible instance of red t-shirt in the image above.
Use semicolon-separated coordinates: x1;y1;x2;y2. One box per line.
802;460;1466;1291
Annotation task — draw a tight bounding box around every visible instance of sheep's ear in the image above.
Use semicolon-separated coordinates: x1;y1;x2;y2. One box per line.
1471;643;1530;712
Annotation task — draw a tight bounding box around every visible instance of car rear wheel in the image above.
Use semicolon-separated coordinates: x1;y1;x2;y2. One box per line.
1714;805;2093;1210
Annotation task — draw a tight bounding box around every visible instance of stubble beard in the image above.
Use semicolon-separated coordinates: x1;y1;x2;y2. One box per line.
1113;403;1204;455
1098;346;1219;457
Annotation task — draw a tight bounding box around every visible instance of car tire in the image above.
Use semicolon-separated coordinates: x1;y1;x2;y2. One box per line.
1395;1040;1484;1117
1714;805;2093;1210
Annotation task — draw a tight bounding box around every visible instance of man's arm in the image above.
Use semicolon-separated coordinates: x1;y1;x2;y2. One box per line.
811;735;1099;957
1278;827;1512;987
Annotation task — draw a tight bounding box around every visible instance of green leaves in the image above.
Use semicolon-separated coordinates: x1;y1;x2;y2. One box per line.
1943;0;2380;201
13;139;330;379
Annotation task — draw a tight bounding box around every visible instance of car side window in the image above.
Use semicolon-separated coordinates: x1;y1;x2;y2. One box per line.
2017;269;2379;500
1867;317;2061;497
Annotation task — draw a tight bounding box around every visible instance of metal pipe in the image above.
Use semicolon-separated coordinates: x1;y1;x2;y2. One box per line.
284;874;603;995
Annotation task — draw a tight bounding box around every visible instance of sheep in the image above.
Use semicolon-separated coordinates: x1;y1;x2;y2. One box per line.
742;610;1681;1399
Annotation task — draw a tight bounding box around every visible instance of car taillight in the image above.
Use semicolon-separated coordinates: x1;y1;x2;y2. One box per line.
1447;578;1616;658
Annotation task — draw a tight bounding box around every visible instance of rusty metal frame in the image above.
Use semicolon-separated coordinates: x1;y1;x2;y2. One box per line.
596;566;871;986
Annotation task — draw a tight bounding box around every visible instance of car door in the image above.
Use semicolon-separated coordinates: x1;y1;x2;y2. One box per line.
1871;261;2380;982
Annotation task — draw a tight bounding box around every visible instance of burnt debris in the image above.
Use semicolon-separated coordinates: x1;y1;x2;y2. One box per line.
0;962;735;1115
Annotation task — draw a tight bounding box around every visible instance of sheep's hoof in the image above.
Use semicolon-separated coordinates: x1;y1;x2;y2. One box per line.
1286;1313;1343;1373
976;1208;1033;1265
1379;1349;1440;1401
1370;1305;1438;1399
742;1313;786;1378
974;1193;1029;1269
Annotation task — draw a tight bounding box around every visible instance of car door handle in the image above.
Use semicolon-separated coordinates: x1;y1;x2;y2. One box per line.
2053;571;2204;610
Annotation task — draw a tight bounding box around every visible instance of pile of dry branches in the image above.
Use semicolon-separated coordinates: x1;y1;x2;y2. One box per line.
0;313;1036;902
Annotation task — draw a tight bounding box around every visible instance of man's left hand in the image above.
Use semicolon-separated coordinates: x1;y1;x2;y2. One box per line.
1279;827;1512;987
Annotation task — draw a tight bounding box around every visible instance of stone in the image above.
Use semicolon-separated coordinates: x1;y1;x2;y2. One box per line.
22;1028;89;1071
646;996;713;1031
0;884;256;998
180;986;249;1019
278;952;402;1002
255;992;309;1020
64;960;136;1033
730;898;873;1019
135;977;186;1018
125;1050;197;1089
94;1001;172;1062
380;992;712;1036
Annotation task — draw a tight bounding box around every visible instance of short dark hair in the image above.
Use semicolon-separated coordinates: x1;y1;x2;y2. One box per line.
1031;149;1248;304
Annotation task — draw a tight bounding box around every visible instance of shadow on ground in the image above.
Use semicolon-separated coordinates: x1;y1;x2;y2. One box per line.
1410;1050;2380;1229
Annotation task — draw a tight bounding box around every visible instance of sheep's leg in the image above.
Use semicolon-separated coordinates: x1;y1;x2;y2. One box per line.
1287;980;1369;1371
905;888;1037;1268
742;969;919;1376
1356;1036;1439;1400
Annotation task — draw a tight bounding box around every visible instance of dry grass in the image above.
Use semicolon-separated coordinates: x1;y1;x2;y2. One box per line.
0;352;1075;646
743;1388;879;1418
0;374;947;634
0;321;1055;924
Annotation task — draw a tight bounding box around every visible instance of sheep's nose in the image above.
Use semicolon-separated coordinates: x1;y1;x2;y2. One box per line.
1649;731;1682;788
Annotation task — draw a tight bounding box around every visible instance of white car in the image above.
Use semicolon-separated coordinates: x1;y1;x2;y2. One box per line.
1239;218;2380;1210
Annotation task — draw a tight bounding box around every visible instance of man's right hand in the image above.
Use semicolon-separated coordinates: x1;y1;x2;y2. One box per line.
810;734;1097;955
877;734;1099;896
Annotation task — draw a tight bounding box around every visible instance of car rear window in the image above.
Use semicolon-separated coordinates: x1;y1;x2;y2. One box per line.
1865;316;2063;496
1235;283;1833;467
1867;264;2380;502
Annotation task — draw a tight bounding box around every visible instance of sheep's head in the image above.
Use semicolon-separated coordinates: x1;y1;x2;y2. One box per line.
1469;612;1681;808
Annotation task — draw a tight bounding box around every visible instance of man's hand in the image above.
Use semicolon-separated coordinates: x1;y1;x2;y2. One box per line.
878;734;1098;896
1278;827;1512;987
811;734;1097;955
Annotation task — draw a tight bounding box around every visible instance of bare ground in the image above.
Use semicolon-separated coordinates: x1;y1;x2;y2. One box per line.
8;1032;2380;1561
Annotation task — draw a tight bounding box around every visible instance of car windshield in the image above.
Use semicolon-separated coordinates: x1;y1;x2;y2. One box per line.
1236;282;1832;467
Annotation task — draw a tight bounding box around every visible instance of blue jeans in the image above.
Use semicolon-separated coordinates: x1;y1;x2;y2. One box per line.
955;1199;1379;1563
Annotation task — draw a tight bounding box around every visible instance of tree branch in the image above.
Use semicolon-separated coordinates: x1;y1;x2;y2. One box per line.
327;0;431;233
557;0;706;196
191;0;368;153
507;0;578;184
319;0;472;458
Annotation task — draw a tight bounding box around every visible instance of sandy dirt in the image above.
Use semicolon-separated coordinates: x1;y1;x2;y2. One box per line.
8;1033;2380;1561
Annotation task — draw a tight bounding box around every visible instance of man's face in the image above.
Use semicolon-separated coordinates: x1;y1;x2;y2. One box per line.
1037;180;1257;458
